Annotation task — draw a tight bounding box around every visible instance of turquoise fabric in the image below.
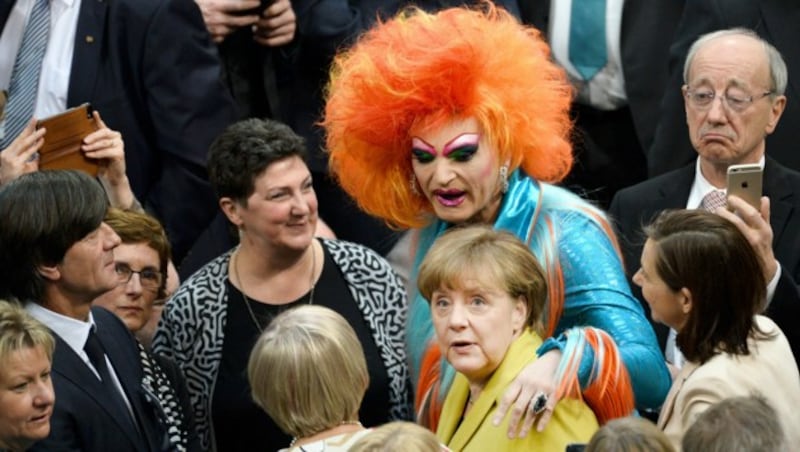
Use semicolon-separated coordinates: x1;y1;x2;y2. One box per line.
568;0;608;80
408;170;671;410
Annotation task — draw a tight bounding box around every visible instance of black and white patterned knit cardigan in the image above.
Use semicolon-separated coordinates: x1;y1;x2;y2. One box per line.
151;239;411;451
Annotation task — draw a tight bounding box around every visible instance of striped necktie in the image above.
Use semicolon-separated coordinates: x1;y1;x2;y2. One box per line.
568;0;608;81
1;0;51;149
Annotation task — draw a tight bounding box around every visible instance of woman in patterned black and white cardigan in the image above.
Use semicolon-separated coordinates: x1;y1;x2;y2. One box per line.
152;119;411;452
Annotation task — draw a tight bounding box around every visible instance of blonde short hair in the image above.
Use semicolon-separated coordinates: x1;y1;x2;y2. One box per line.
417;226;548;334
247;305;369;438
0;300;55;365
349;421;440;452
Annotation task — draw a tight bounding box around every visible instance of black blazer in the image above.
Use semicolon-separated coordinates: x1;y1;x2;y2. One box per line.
0;0;238;262
29;307;164;451
609;157;800;363
519;0;685;153
648;0;800;176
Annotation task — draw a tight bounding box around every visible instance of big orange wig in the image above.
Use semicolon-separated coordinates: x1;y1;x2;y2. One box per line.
323;3;573;229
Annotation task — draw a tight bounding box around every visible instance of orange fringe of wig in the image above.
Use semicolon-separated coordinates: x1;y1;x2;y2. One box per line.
322;3;574;229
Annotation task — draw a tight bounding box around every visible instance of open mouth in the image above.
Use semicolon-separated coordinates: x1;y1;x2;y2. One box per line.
450;340;475;353
434;189;466;207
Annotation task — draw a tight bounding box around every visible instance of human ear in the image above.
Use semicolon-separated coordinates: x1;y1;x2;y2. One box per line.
511;295;528;333
37;263;61;282
679;287;693;315
219;197;244;228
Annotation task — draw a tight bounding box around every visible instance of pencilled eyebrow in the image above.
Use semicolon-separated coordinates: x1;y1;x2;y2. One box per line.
411;133;480;155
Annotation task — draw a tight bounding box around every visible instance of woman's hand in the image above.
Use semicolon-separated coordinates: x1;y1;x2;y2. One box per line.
493;349;562;438
0;119;44;185
82;111;136;209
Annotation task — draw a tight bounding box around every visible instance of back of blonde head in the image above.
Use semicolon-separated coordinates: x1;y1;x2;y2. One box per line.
247;305;369;438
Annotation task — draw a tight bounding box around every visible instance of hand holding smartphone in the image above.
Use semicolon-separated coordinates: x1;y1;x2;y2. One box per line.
726;163;763;210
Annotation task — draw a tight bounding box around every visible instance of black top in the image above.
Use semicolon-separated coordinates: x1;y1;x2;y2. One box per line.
212;244;391;451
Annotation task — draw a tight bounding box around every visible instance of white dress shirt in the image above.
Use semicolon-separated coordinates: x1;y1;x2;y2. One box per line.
548;0;627;110
0;0;81;138
25;302;136;415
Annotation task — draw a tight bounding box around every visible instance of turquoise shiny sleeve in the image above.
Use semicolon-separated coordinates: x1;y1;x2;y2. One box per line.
538;212;671;410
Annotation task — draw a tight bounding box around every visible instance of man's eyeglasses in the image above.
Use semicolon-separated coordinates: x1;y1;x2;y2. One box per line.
115;263;163;292
684;86;773;113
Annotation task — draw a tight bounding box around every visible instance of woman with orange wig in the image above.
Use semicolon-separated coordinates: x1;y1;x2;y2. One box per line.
322;3;670;436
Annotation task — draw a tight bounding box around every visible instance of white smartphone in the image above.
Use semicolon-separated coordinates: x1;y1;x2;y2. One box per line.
726;163;763;210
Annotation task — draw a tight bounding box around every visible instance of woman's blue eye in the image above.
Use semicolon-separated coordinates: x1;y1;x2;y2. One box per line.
412;148;435;163
448;145;478;162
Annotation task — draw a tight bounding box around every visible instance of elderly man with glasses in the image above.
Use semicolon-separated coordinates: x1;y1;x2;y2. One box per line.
610;28;800;381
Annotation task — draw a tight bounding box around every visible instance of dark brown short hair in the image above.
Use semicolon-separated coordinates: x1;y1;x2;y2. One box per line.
644;210;771;363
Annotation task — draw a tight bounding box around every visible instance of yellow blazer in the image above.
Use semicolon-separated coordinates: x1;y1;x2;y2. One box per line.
658;316;800;451
436;330;598;451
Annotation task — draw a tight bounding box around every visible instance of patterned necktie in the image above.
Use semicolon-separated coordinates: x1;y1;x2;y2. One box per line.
568;0;608;81
701;189;727;212
1;0;51;149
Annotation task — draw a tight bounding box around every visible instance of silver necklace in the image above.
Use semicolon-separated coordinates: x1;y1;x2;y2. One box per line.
232;244;317;332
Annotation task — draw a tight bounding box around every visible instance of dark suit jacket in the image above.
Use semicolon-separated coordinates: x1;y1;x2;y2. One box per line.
0;0;238;262
648;0;800;176
609;157;800;363
29;307;164;452
519;0;684;153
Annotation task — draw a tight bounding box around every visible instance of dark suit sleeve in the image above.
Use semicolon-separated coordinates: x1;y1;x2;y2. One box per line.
140;0;237;261
647;0;723;177
767;268;800;363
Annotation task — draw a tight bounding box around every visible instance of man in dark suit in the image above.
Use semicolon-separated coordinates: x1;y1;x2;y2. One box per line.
520;0;684;207
611;29;800;366
649;0;800;177
0;0;238;263
0;170;170;451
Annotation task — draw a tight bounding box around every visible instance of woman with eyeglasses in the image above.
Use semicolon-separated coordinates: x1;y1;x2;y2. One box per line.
93;208;201;452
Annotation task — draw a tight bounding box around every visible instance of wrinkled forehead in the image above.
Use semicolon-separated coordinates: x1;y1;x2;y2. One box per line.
688;35;771;89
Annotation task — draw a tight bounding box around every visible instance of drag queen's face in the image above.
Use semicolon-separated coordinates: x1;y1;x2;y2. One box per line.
410;117;503;224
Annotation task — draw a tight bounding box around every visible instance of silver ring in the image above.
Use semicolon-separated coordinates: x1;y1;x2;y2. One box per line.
529;391;548;415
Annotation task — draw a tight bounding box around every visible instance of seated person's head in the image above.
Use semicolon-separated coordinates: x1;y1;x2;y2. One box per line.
0;300;55;451
349;421;441;452
93;208;171;334
586;416;674;452
633;210;767;363
417;225;548;384
0;170;115;304
247;305;368;439
682;394;786;452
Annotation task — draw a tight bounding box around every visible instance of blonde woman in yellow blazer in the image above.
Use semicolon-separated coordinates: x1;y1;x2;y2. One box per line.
417;226;600;452
634;210;800;450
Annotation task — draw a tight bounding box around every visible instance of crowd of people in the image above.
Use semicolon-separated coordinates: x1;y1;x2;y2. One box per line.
1;1;799;451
